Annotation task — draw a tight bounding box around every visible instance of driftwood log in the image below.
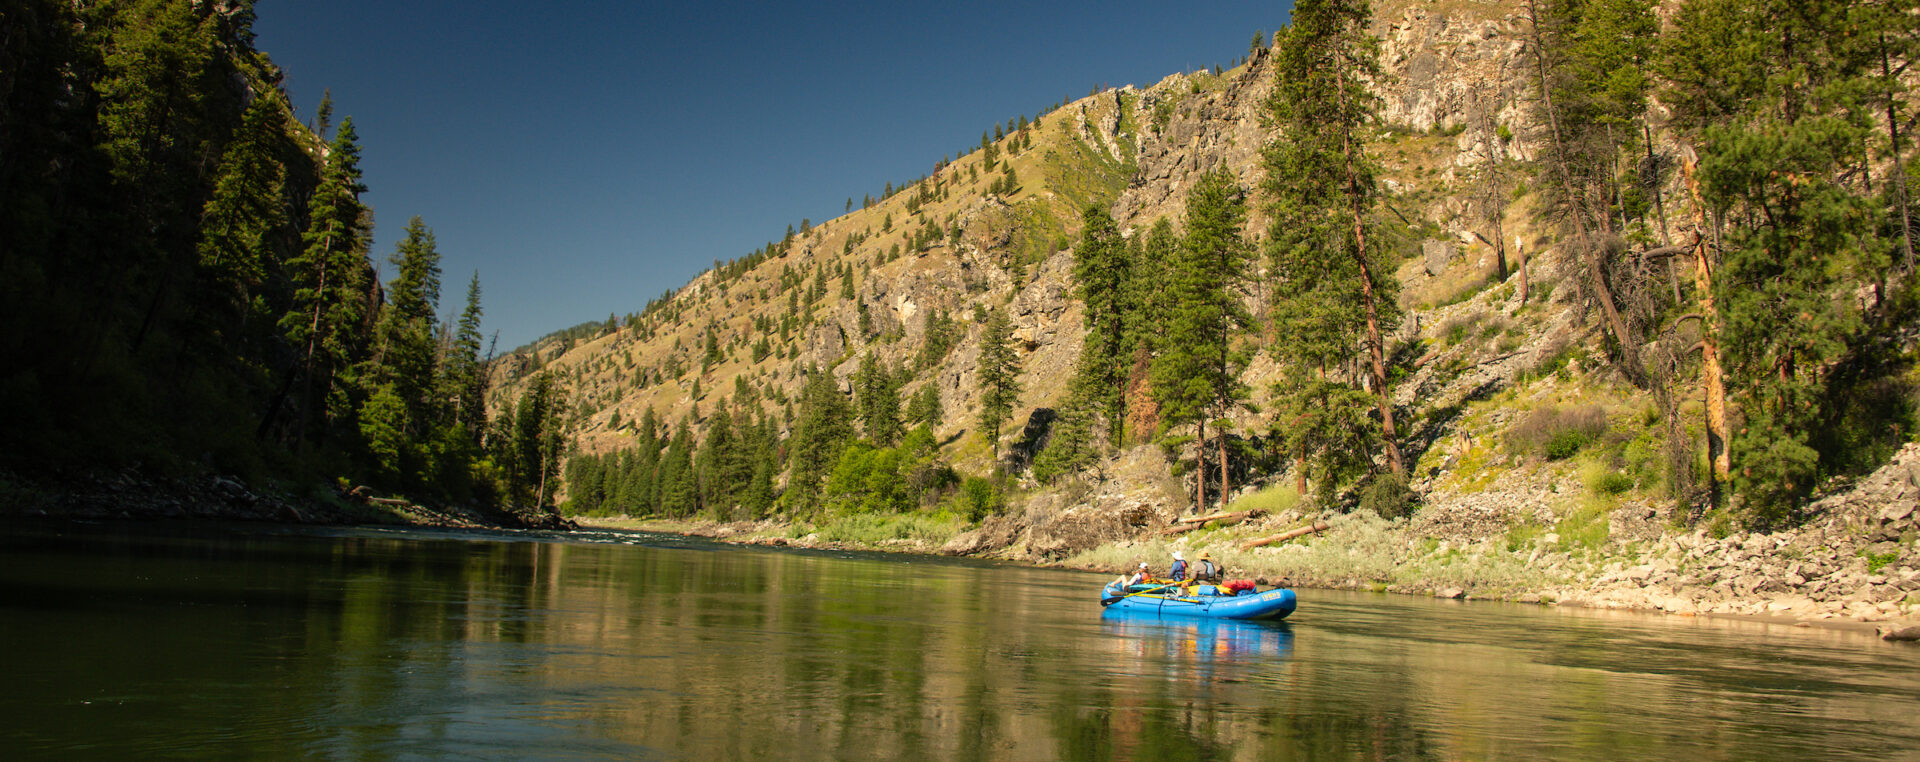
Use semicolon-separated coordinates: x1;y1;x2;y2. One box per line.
1240;520;1331;550
1175;508;1264;525
1161;509;1264;535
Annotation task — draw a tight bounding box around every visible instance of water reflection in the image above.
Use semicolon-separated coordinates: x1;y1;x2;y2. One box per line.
2;522;1918;761
1100;608;1295;665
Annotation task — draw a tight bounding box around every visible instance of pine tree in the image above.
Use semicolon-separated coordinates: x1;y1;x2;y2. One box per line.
443;273;489;443
1072;205;1131;446
1663;0;1897;523
1150;169;1252;510
786;367;853;512
280;117;372;448
371;217;443;443
314;88;334;140
503;371;569;510
657;419;698;517
906;382;943;429
196;94;290;331
1267;0;1406;478
855;353;902;445
697;402;736;515
1125;218;1179;354
976;305;1022;459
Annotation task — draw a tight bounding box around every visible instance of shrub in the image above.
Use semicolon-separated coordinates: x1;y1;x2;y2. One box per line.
1507;405;1608;461
1581;460;1634;496
1227;482;1300;515
955;476;1003;521
1359;471;1415;519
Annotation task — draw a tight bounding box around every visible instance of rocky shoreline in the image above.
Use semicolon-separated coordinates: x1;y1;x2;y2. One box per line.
7;453;1913;644
579;444;1920;644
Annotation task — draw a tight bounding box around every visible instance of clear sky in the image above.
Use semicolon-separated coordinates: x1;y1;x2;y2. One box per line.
255;0;1292;350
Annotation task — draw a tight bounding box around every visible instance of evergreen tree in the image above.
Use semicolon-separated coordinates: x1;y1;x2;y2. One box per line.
385;216;442;323
855;353;903;445
976;305;1022;459
1663;0;1900;523
503;371;568;510
1072;205;1131;446
1150;169;1252;510
1267;0;1406;478
697;402;737;515
280;117;372;448
371;217;443;444
196;93;291;333
658;419;698;517
1521;0;1650;383
443;272;489;443
740;412;779;518
786;367;853;511
1125;218;1179;354
906;382;943;429
314;88;333;140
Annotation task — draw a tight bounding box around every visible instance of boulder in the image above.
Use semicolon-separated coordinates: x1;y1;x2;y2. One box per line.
1436;586;1466;599
1878;622;1920;642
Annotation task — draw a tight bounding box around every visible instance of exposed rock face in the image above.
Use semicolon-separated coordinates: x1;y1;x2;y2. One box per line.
1373;2;1533;146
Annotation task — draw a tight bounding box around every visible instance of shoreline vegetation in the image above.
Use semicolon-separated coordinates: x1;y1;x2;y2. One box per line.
4;451;1914;643
571;444;1920;643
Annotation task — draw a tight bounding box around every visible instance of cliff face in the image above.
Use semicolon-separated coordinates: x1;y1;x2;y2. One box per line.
491;0;1565;513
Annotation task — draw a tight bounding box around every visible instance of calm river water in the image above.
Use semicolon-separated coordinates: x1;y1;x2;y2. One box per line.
3;521;1918;759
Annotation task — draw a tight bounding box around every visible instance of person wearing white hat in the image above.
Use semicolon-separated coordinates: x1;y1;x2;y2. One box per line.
1169;550;1188;583
1125;561;1152;587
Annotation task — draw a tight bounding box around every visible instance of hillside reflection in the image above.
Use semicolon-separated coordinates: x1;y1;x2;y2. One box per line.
4;524;1919;760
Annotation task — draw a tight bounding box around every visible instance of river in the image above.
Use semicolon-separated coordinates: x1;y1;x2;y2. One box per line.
3;521;1917;759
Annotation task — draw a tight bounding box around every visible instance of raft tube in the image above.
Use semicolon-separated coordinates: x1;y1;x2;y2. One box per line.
1100;582;1297;620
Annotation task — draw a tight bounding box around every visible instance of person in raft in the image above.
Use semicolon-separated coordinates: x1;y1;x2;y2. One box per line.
1125;562;1152;587
1189;551;1224;586
1168;551;1188;583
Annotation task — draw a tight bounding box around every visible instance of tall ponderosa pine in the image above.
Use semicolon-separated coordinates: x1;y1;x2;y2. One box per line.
1151;169;1253;510
855;353;903;445
280;117;372;447
1267;0;1406;478
975;305;1022;459
1662;0;1903;523
197;93;291;333
787;367;853;512
503;371;569;511
369;216;443;444
443;272;490;443
1521;0;1655;384
1071;205;1131;446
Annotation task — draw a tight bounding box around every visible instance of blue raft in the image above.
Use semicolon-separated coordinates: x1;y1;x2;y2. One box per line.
1100;581;1298;620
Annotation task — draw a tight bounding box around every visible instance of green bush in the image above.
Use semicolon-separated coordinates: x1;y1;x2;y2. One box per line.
1507;405;1608;461
956;476;1003;522
1359;472;1415;519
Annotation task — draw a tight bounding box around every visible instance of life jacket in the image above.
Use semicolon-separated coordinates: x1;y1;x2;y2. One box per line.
1170;559;1188;581
1196;560;1219;581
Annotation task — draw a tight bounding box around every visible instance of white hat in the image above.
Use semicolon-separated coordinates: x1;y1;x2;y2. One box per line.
1138;562;1148;569
1173;551;1185;561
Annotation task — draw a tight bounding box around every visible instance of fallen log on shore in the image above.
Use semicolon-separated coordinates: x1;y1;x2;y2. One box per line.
1162;509;1264;535
1240;520;1331;550
1174;508;1264;525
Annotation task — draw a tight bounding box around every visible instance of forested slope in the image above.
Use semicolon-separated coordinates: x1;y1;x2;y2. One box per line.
0;0;562;524
502;0;1919;568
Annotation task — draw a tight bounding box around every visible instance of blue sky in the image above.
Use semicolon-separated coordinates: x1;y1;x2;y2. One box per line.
255;1;1291;350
